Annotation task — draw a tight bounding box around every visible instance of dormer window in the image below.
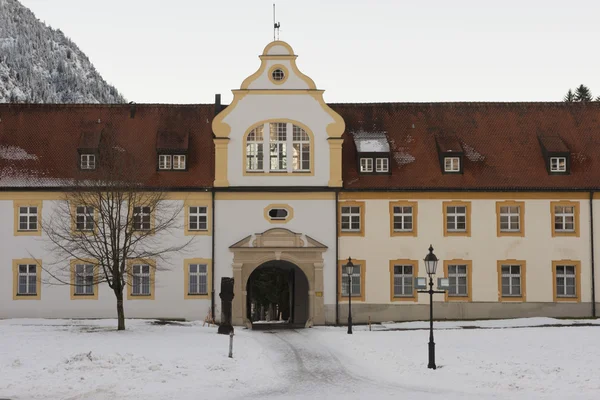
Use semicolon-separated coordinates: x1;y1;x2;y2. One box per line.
538;136;570;175
352;131;391;175
550;157;567;173
376;158;389;173
80;154;96;170
360;158;373;172
158;154;186;170
444;157;460;172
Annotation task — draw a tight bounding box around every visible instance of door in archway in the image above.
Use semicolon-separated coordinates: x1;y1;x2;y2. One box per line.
246;260;309;327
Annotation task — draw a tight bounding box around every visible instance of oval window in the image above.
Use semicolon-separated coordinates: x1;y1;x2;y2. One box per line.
268;208;288;220
271;68;285;81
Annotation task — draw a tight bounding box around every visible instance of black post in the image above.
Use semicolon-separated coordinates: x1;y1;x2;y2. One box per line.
347;273;353;334
427;276;436;369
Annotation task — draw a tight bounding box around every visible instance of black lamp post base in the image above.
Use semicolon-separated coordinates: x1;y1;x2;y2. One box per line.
427;340;436;369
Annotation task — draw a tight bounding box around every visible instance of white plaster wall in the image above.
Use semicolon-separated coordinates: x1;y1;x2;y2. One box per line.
339;198;592;305
247;59;311;90
213;198;337;308
223;94;334;187
0;199;212;320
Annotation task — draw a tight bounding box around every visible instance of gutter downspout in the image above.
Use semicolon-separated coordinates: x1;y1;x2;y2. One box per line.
335;190;340;325
211;190;216;320
590;191;596;317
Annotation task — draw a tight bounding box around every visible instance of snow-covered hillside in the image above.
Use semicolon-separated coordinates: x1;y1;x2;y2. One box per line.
0;0;125;103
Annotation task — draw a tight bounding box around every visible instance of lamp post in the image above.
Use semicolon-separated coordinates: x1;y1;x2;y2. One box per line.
417;245;445;370
345;257;354;335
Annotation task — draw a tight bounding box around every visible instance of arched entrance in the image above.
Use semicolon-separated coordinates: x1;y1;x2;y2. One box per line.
246;260;309;327
229;228;327;327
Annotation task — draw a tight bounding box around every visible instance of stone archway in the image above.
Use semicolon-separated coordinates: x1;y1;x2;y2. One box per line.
229;228;327;327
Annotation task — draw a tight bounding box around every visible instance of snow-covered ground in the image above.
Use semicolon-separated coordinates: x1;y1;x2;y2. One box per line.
1;318;599;400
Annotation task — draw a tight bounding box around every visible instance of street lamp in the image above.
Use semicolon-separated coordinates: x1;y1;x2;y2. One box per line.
345;257;354;335
418;245;445;370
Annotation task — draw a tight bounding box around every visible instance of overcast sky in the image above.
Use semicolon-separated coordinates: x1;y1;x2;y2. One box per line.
19;0;600;104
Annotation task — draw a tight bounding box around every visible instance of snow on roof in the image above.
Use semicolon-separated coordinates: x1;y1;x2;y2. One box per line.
351;131;390;153
462;142;485;162
0;145;38;160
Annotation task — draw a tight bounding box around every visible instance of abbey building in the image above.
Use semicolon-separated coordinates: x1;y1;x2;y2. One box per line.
1;41;599;325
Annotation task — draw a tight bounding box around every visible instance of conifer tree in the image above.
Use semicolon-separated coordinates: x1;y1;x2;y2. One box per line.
574;84;593;102
564;89;575;102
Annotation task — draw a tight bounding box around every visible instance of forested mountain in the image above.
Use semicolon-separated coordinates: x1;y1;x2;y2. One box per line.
0;0;125;103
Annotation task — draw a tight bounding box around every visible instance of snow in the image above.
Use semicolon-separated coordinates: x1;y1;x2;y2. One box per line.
351;131;390;152
0;145;38;160
1;318;599;399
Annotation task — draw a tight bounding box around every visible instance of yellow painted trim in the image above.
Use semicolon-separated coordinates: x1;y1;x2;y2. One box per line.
70;259;99;300
264;204;294;224
443;260;473;302
550;200;580;237
442;201;471;237
127;259;156;300
495;201;525;237
389;201;418;237
214;137;230;187
216;192;335;200
339;192;592;200
0;192;62;200
184;201;212;236
13;200;43;236
552;260;581;302
339;201;365;237
268;64;289;85
12;259;42;300
163;192;212;201
242;119;315;177
184;258;212;300
328;138;343;187
497;260;527;302
338;259;366;302
389;260;419;302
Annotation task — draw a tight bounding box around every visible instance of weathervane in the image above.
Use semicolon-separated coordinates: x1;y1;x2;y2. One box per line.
273;3;280;41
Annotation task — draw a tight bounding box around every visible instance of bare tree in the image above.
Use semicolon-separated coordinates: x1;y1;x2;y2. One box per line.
41;131;192;330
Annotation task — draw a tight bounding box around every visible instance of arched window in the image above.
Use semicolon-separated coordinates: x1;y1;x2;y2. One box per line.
269;122;287;171
246;125;264;171
292;125;310;171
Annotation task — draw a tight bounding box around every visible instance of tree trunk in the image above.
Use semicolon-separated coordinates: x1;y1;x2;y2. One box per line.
116;291;125;331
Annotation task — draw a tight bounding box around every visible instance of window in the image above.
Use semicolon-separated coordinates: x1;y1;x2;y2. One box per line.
184;202;211;236
269;208;288;220
272;68;285;81
80;154;96;170
552;261;580;302
75;206;94;231
360;158;373;172
392;205;413;232
246;125;264;171
552;202;579;237
264;204;294;224
338;260;365;301
292;125;310;171
173;155;186;170
550;157;567;173
17;264;37;296
159;154;186;170
270;122;287;171
158;154;172;170
497;260;526;301
74;264;95;296
376;158;389;173
444;157;460;172
184;259;212;299
18;206;38;231
496;201;524;237
444;260;472;301
133;206;151;231
340;202;364;236
188;206;207;231
131;264;151;296
393;265;414;297
443;201;471;236
14;201;43;236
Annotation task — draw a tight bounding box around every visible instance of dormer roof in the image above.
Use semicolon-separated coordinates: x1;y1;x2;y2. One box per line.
351;131;390;153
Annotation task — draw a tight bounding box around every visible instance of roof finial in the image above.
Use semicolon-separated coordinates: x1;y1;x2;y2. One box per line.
273;3;281;41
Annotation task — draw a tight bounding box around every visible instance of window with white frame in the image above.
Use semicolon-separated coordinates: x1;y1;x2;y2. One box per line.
188;263;208;295
393;206;413;232
447;264;468;297
555;264;576;298
18;206;38;231
501;264;522;297
292;125;310;171
17;264;37;295
550;157;567;173
132;264;151;296
74;263;95;295
393;265;414;297
80;154;96;170
444;157;460;172
188;206;207;231
340;206;361;232
341;263;361;297
158;154;172;170
376;158;389;173
499;205;520;232
360;158;373;172
269;122;287;171
76;206;94;231
173;155;186;170
133;206;151;231
446;206;467;232
554;205;575;232
246;125;264;171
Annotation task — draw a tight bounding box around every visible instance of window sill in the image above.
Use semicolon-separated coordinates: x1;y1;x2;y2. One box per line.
73;293;95;296
16;293;38;297
391;295;417;302
499;295;526;302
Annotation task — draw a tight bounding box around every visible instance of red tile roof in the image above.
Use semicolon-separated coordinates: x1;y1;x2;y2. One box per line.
331;102;600;190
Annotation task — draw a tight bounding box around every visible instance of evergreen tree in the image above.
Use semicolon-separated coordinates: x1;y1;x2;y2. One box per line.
564;89;575;102
574;84;593;102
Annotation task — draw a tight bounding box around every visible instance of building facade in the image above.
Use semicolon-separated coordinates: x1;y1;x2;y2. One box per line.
1;40;599;325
